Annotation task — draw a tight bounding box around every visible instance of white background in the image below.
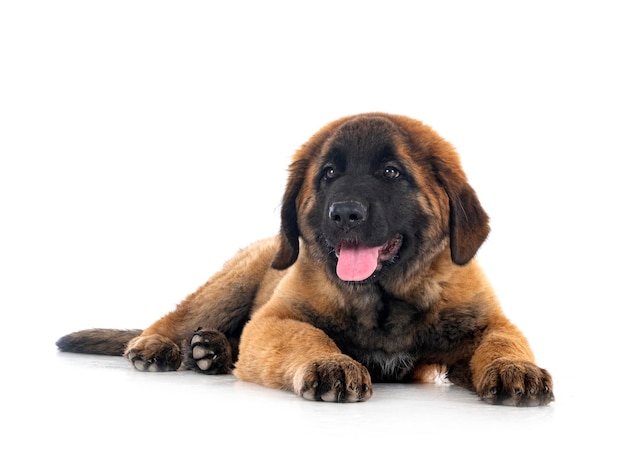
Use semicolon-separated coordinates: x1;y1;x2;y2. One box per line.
1;1;624;453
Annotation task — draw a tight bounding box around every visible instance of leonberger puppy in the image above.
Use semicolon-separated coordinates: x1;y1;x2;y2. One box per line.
57;113;554;406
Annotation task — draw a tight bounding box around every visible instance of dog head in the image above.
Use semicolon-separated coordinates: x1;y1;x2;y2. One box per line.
271;113;490;285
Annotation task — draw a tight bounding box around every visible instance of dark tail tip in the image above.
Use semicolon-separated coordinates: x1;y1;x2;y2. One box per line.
56;328;143;356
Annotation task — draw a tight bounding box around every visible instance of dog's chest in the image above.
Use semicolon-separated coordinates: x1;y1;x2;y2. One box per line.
316;293;421;381
316;290;484;382
343;292;423;349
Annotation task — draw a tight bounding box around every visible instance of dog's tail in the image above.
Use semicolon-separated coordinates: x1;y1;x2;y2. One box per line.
56;328;143;356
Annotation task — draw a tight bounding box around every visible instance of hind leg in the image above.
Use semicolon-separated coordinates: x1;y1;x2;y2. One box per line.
125;334;182;372
124;237;281;373
183;328;233;374
124;324;234;373
125;328;234;374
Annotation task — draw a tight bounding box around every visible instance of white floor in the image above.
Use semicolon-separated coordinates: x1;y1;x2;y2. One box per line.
3;344;618;454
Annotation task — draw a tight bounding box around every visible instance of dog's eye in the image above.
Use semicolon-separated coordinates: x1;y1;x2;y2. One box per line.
323;166;337;180
383;166;401;179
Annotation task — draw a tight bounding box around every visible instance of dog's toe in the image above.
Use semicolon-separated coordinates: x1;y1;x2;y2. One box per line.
184;328;232;374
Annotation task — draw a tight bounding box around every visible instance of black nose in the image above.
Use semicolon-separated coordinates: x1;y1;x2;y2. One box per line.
328;201;368;229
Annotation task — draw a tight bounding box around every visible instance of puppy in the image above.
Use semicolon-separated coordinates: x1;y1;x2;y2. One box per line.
57;113;554;406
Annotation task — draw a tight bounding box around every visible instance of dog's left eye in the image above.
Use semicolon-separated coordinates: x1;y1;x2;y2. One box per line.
383;166;401;179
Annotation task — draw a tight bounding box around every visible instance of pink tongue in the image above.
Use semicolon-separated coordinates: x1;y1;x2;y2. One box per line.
336;242;380;281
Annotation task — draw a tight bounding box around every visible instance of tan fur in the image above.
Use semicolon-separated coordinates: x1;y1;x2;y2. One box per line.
57;113;553;406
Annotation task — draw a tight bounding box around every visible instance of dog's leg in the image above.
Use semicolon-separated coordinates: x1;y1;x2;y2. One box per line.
125;333;183;372
234;315;373;402
124;237;283;373
183;327;233;374
124;327;234;374
469;318;554;406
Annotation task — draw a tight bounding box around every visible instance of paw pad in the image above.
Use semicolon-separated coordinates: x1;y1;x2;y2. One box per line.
183;328;232;375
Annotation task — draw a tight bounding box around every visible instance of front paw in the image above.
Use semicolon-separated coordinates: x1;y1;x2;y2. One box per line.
476;359;554;406
124;334;182;372
294;355;373;403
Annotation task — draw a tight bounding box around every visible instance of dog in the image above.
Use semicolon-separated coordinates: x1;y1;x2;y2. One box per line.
57;113;554;406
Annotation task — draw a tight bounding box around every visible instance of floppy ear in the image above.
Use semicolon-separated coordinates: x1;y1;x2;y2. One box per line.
434;158;491;265
447;184;490;265
271;158;309;270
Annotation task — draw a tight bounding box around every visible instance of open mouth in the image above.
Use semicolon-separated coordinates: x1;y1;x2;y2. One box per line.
334;234;403;282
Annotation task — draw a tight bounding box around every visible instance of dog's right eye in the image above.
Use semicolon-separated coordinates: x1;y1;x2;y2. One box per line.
323;166;337;180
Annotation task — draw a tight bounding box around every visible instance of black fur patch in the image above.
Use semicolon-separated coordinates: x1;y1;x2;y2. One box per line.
295;288;487;382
